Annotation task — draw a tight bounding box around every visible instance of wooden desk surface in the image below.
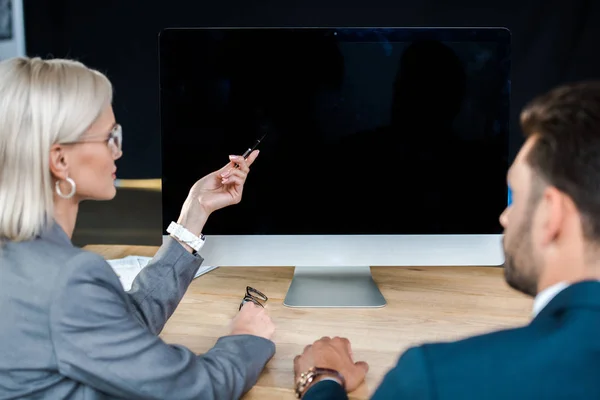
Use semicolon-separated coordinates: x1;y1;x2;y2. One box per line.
86;244;532;399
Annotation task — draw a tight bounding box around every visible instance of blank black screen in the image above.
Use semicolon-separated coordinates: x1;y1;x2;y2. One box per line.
159;28;510;235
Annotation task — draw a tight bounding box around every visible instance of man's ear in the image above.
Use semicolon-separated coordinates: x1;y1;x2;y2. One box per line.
539;186;565;246
49;144;69;180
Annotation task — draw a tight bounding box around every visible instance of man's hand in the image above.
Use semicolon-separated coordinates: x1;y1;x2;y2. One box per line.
229;302;275;341
294;336;369;394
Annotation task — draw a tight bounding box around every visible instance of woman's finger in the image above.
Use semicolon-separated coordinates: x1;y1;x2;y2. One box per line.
221;168;247;181
245;150;259;167
217;157;242;175
221;175;244;186
218;149;259;175
229;155;250;173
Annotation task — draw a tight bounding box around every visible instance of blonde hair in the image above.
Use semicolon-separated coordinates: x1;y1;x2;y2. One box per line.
0;57;113;242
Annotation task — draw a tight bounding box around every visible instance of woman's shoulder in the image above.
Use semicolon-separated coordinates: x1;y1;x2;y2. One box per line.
3;231;119;291
0;232;122;326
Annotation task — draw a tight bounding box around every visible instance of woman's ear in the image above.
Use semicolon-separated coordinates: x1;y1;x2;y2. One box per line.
49;144;69;180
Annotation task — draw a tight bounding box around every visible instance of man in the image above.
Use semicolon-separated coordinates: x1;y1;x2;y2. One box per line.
293;81;600;399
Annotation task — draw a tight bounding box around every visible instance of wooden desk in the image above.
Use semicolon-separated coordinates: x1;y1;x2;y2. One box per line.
86;245;532;399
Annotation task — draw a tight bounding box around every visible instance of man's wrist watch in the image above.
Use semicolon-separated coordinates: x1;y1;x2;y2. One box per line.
167;221;206;252
295;367;346;398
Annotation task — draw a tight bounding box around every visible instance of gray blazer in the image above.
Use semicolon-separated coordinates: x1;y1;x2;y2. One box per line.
0;222;275;399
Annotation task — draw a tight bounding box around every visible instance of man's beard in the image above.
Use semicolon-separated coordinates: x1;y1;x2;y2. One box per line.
503;219;540;297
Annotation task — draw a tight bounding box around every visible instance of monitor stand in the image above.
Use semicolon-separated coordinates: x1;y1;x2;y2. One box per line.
283;266;386;308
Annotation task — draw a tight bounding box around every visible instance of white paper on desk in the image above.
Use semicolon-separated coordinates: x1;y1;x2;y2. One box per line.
106;255;218;291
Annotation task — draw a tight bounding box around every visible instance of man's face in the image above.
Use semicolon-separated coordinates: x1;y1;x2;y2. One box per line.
499;138;543;297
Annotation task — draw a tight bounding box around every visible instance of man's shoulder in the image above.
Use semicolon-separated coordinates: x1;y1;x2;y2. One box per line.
383;314;600;398
371;325;537;399
383;325;533;380
422;323;533;360
401;324;537;379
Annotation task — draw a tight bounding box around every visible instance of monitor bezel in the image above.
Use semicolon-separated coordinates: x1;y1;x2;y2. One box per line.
158;27;511;246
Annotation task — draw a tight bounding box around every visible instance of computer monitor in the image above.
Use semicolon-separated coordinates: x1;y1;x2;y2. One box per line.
159;27;511;308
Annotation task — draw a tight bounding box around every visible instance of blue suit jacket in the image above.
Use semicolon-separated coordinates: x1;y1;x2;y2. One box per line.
303;281;600;399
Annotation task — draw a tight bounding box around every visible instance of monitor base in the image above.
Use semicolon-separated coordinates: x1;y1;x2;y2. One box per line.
283;266;386;308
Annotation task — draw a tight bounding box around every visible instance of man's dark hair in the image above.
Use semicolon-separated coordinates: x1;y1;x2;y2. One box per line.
520;81;600;240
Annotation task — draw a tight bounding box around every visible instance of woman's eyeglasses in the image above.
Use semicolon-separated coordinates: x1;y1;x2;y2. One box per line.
239;286;268;311
61;123;123;157
106;124;122;157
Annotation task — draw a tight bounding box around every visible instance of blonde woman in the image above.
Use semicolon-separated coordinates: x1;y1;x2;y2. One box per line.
0;57;275;399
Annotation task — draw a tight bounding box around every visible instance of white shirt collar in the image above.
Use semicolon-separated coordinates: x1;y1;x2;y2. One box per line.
532;281;570;317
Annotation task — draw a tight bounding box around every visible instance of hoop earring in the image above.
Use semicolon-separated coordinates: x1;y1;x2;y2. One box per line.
55;177;76;199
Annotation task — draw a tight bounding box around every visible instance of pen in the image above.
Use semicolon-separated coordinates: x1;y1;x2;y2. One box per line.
235;133;266;168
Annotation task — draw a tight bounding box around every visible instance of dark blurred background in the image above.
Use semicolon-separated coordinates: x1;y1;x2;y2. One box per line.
19;0;600;245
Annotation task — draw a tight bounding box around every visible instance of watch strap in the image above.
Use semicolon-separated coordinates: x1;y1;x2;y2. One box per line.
166;221;205;252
